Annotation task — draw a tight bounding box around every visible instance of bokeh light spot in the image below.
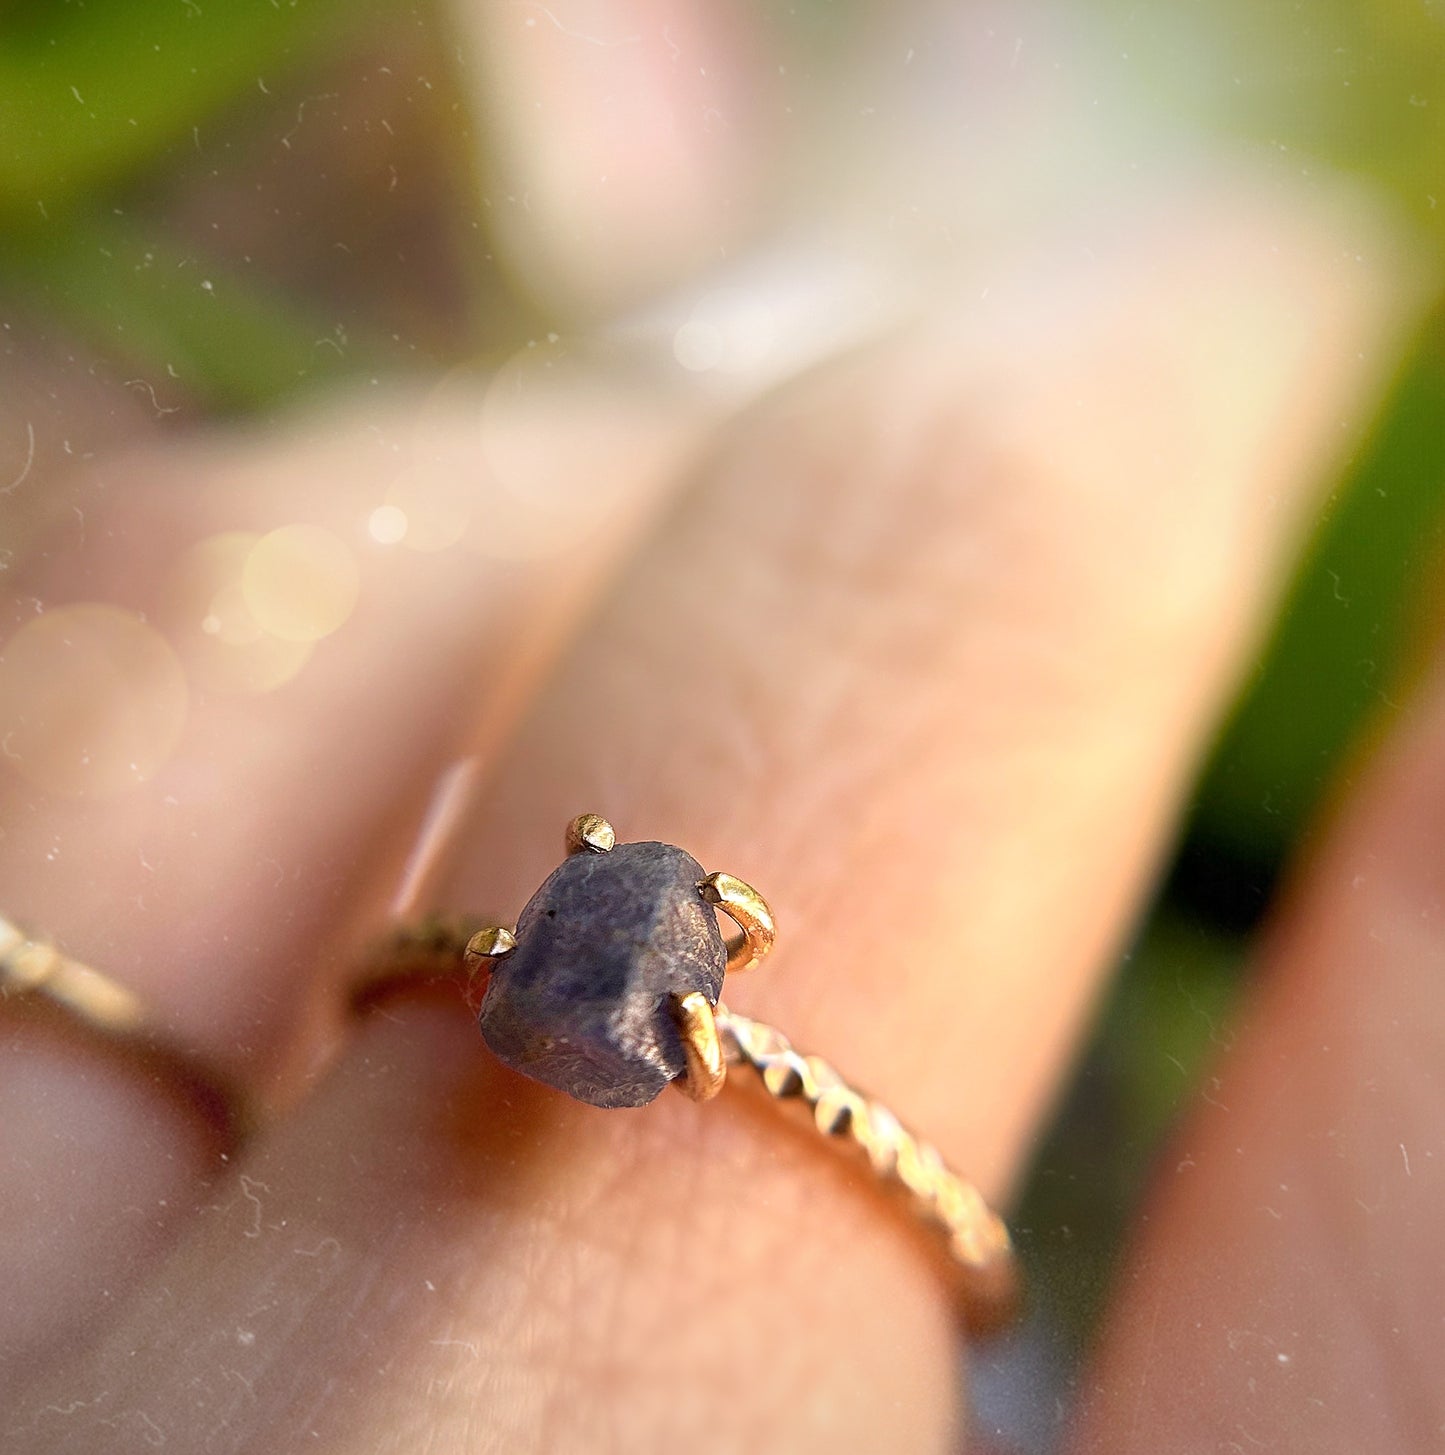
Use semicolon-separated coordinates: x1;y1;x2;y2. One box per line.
673;295;777;375
673;319;724;372
384;469;469;554
0;604;189;797
470;340;643;559
368;504;408;545
242;524;360;644
162;533;313;695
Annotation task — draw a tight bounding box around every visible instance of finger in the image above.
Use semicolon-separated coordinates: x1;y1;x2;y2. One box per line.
13;189;1411;1453
443;188;1413;1198
0;1006;225;1383
451;0;773;314
0;368;707;1380
1;369;705;1068
1071;634;1445;1451
8;994;965;1453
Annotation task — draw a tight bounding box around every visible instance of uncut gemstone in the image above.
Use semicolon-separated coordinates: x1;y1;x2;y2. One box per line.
478;840;726;1109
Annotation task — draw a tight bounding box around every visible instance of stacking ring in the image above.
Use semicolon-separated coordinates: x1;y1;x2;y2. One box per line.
0;914;249;1148
2;814;1019;1331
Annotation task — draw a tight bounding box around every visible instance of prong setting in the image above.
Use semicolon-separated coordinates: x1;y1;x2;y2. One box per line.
464;925;517;964
669;990;726;1102
565;813;616;856
699;871;776;973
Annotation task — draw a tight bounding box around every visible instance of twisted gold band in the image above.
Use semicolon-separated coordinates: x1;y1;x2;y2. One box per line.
355;909;1018;1332
716;1006;1017;1332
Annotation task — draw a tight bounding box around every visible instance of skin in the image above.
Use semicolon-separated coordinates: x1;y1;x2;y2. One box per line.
1;8;1440;1453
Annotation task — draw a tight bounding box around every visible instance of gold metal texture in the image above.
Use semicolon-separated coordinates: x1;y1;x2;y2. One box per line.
715;1005;1018;1332
1;813;1019;1333
0;913;249;1149
669;990;726;1102
465;925;518;963
0;914;145;1034
699;870;776;973
565;812;616;855
347;816;1018;1330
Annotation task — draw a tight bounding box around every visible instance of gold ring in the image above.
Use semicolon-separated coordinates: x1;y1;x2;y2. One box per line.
359;813;1019;1331
0;914;250;1150
2;814;1018;1332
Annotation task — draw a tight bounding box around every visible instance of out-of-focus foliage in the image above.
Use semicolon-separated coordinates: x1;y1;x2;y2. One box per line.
1;0;1442;1363
1090;0;1445;891
0;0;411;409
1095;3;1445;1285
1016;911;1240;1348
0;0;392;221
1008;0;1445;1353
1092;0;1445;884
1097;0;1445;243
0;212;373;411
1198;304;1445;872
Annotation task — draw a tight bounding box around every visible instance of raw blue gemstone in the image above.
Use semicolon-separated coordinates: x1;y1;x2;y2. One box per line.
478;840;726;1108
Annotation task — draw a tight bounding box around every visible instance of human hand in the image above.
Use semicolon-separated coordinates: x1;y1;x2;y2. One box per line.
0;5;1434;1452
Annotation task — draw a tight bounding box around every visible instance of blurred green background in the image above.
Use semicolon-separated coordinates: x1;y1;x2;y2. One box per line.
2;0;1443;1381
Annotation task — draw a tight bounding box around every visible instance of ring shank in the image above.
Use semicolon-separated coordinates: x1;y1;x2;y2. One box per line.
0;915;145;1033
6;903;1017;1334
0;915;250;1148
716;1005;1018;1333
352;920;1019;1332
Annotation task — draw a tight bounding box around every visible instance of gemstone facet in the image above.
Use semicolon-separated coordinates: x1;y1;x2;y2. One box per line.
477;840;726;1108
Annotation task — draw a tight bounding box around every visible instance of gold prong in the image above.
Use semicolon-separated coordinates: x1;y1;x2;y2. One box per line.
670;990;726;1102
565;813;616;856
699;871;776;973
464;925;517;964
